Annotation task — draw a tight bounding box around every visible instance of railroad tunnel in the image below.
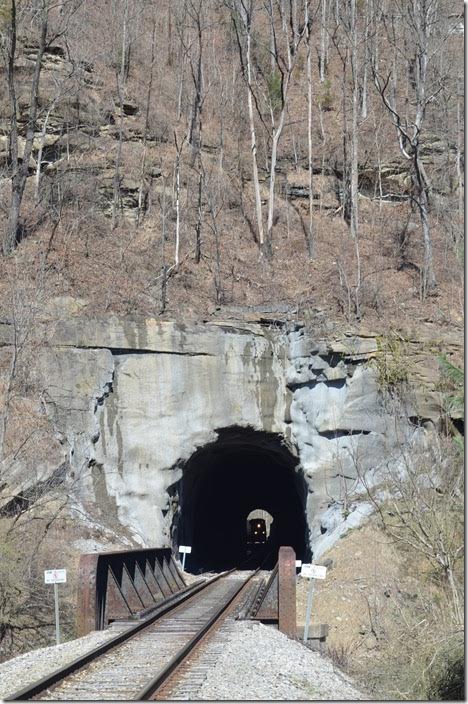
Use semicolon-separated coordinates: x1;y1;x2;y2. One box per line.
173;427;309;572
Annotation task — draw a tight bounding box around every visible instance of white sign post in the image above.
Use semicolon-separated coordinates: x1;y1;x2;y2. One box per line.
300;563;327;643
178;545;192;571
44;569;67;645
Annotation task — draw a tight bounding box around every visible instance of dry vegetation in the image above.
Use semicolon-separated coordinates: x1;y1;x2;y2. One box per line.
0;0;463;328
297;439;464;699
298;516;463;699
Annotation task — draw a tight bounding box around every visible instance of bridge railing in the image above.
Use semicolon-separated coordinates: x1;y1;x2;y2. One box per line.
76;547;186;636
242;545;297;637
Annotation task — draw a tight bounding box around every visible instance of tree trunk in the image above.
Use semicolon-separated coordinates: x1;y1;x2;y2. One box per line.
206;193;223;305
137;13;156;227
446;562;462;625
246;26;265;248
319;0;328;82
4;0;48;255
0;335;17;464
34;106;53;204
340;49;350;225
350;0;359;241
265;1;305;253
188;7;203;165
360;0;369;119
160;176;168;314
456;95;463;220
414;155;436;294
350;0;361;317
266;107;286;250
194;157;203;263
173;133;185;267
112;0;129;230
306;0;314;258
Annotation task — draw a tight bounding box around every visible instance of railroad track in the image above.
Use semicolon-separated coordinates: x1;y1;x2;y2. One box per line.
6;570;259;701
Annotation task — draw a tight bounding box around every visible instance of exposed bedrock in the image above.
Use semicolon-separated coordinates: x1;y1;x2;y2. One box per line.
0;314;460;561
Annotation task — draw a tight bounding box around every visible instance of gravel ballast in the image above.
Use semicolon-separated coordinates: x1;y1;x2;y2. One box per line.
0;619;366;701
0;623;131;700
195;621;365;700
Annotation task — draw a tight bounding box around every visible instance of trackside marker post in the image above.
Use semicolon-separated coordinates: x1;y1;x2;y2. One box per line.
178;545;192;571
301;563;327;643
44;569;67;645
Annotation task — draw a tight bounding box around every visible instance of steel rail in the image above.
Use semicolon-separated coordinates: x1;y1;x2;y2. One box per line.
4;571;232;702
137;570;258;700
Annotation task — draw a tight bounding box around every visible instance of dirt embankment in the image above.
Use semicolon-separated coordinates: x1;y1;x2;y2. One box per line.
296;517;463;699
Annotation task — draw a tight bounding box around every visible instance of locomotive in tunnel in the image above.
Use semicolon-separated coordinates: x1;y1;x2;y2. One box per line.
246;518;267;544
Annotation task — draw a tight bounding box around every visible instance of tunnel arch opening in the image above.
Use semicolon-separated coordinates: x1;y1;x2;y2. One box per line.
172;427;309;573
246;508;273;540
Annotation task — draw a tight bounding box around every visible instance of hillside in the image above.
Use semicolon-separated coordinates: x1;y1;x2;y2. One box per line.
0;0;464;332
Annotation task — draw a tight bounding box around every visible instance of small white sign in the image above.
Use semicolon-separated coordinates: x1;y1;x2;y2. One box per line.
178;545;192;554
295;560;302;567
301;563;327;580
44;569;67;584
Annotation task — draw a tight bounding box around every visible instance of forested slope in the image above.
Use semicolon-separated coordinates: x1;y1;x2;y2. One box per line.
0;0;464;328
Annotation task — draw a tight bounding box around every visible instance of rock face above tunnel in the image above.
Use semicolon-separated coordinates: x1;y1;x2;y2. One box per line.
0;315;458;556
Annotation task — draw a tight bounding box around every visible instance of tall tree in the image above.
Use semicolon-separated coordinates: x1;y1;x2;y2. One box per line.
264;0;306;250
319;0;329;82
229;0;265;251
0;0;79;255
2;0;48;254
230;0;305;256
373;0;448;295
137;6;157;227
111;0;130;230
305;0;314;258
332;0;362;317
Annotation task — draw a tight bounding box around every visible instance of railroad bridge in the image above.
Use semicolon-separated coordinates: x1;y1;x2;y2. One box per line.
6;547;302;700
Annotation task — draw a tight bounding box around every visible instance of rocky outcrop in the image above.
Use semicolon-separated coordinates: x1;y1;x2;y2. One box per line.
0;314;461;555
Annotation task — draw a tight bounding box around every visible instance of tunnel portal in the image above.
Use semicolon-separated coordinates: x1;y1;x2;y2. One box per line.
174;428;309;572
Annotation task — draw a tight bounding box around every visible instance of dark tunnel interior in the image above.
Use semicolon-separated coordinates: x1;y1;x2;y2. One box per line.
173;428;309;572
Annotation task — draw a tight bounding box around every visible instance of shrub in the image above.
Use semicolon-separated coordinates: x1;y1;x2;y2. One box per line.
318;79;334;111
426;635;464;700
372;332;409;392
267;70;282;114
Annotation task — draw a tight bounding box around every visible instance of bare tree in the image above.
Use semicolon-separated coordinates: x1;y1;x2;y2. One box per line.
2;0;48;254
230;0;306;255
186;0;205;164
372;0;450;296
264;0;306;249
357;435;464;624
229;0;265;252
137;7;157;227
305;0;314;258
173;131;186;268
349;0;361;318
111;0;130;230
332;0;362;318
319;0;329;82
158;172;170;314
33;48;82;205
204;174;224;304
1;0;79;254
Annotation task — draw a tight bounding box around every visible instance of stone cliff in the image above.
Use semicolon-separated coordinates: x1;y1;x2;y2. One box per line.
0;314;461;560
